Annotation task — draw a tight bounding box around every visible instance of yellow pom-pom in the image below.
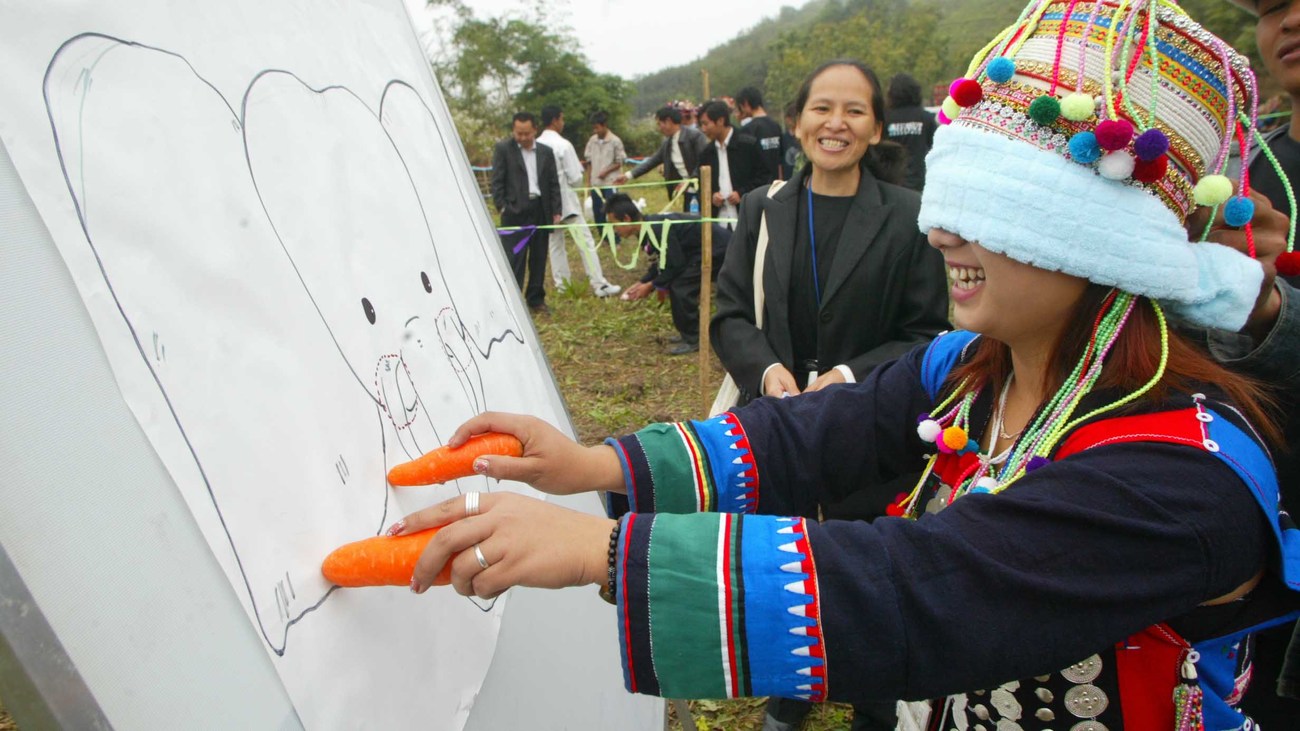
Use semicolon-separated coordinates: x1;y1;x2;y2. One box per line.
941;96;962;122
1194;175;1234;207
941;426;969;451
1060;92;1095;122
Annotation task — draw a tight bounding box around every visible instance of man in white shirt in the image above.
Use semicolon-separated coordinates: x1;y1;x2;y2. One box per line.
697;101;762;229
537;106;620;298
583;110;624;226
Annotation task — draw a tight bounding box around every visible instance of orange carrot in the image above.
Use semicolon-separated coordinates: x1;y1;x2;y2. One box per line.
386;432;524;486
320;528;452;587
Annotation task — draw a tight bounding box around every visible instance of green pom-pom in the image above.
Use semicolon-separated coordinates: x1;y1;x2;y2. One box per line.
1194;175;1234;207
1060;92;1094;122
1028;95;1061;126
941;96;962;121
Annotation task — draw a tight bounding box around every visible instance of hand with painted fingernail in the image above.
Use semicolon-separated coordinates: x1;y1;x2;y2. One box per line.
438;412;625;496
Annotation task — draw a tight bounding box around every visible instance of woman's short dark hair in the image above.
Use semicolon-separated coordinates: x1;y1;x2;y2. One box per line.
604;193;642;222
887;73;923;109
792;60;906;185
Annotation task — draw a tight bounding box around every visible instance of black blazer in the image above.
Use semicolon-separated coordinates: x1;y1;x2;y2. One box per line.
630;125;708;183
698;130;764;199
490;137;561;222
709;164;950;404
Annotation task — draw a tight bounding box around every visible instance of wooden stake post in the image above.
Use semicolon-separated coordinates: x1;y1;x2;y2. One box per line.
699;166;713;416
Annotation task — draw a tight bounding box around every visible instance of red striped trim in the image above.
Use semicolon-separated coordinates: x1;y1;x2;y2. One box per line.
726;413;760;505
620;514;639;693
1055;408;1204;459
721;513;741;697
613;439;639;508
675;423;710;511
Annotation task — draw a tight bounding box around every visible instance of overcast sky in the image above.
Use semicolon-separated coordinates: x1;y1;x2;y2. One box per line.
404;0;799;79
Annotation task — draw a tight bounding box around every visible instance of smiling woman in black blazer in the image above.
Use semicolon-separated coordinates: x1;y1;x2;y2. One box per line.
710;60;949;408
709;61;949;731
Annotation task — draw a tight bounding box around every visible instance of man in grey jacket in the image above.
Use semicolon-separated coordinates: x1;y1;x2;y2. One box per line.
614;106;708;212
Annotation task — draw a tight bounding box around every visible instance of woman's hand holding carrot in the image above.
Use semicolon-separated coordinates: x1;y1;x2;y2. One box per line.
445;412;625;496
397;492;615;598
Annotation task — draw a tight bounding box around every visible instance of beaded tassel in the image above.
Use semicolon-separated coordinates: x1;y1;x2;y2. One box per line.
1172;650;1205;731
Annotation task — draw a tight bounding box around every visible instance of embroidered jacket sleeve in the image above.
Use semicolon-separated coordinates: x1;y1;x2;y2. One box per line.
607;345;934;518
605;361;1278;704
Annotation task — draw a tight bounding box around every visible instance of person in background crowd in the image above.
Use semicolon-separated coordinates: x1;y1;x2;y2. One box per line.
735;86;783;185
605;193;731;355
614;106;707;213
779;102;802;180
537;105;621;298
883;73;936;193
491;111;560;314
399;8;1300;731
677;100;699;129
1219;0;1300;724
697;100;764;229
584;110;625;227
713;60;948;731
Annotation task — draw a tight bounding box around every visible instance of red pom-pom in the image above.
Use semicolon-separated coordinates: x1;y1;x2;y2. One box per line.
950;78;983;108
1276;252;1300;277
885;493;909;517
1095;119;1135;151
1132;155;1168;184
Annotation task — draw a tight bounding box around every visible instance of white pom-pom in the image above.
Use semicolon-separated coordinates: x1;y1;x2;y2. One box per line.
1098;150;1135;180
916;419;942;443
974;476;999;491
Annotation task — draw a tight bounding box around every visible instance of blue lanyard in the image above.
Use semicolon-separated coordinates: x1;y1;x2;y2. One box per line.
807;184;822;307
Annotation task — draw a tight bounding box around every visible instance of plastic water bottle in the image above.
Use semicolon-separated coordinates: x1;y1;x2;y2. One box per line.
688;196;699;215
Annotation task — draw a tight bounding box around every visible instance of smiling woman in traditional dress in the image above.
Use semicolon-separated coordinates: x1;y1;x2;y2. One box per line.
394;2;1300;728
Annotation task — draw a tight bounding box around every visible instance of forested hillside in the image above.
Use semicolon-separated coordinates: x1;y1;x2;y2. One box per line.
632;0;1261;121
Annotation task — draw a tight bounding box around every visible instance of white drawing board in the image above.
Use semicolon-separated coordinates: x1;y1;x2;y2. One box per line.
0;0;660;728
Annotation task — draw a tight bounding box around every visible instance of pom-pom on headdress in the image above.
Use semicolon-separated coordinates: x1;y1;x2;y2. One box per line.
917;0;1295;330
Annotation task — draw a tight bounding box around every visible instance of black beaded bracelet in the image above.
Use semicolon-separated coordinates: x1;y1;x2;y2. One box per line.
598;520;622;605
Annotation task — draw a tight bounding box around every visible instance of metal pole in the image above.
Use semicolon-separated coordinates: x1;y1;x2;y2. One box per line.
702;69;710;102
699;165;713;417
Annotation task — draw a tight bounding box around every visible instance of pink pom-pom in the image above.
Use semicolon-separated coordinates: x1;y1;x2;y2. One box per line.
1132;155;1168;184
1095;119;1135;151
937;109;951;125
950;78;983;107
1277;252;1300;276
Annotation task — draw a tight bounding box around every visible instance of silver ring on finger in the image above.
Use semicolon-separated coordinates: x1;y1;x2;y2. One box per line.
465;491;480;517
473;543;490;569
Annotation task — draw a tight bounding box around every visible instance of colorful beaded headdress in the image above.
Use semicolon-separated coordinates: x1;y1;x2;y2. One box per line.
916;0;1291;331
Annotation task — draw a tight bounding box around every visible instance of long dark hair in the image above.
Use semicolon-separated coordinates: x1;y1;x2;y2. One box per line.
947;284;1282;447
792;59;906;185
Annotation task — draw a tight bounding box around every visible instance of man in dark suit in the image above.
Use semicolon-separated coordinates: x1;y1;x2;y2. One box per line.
606;193;731;355
491;111;561;313
615;106;708;212
697;100;764;229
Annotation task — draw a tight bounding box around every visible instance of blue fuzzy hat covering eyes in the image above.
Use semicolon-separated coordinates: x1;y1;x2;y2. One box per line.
917;123;1264;331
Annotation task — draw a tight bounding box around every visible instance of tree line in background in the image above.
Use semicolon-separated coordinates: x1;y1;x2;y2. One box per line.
642;0;1261;124
423;0;635;164
425;0;1261;165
